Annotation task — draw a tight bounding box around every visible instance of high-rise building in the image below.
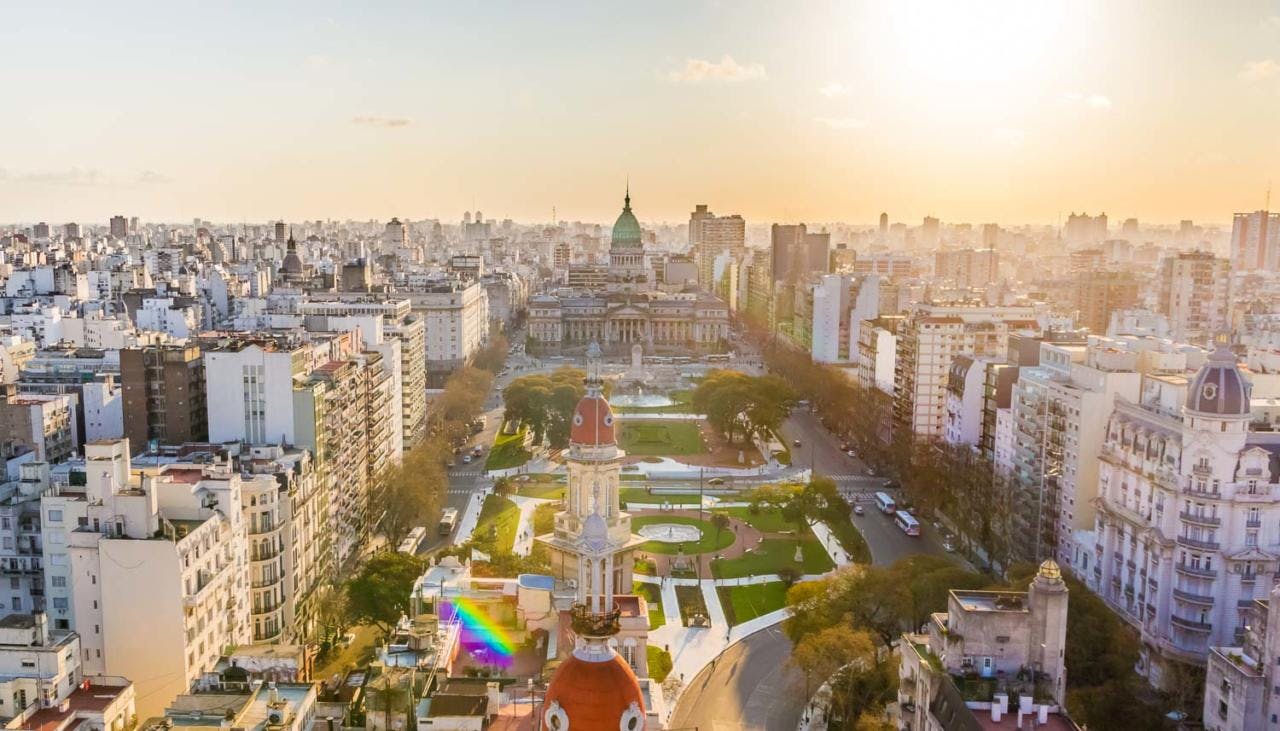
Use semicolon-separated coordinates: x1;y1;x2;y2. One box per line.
893;305;1040;440
1073;270;1140;335
920;216;940;249
63;222;80;240
810;274;880;363
120;344;208;450
879;212;889;239
689;205;745;291
274;221;287;242
1230;209;1280;273
770;224;806;282
1158;251;1231;345
383;217;408;250
108;215;128;240
1065;212;1108;244
934;248;999;289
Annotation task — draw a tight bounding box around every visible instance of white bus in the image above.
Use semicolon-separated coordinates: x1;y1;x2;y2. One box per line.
438;508;459;536
874;492;897;515
894;510;921;536
398;526;427;554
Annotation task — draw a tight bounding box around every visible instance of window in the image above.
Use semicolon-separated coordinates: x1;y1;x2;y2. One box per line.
46;510;62;523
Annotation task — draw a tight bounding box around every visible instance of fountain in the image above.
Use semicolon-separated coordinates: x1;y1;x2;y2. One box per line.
638;523;702;543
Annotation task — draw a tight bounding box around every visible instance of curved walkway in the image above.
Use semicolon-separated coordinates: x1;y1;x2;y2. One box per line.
630;508;763;575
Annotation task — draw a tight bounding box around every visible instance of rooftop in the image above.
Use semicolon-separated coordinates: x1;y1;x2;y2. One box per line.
951;590;1029;613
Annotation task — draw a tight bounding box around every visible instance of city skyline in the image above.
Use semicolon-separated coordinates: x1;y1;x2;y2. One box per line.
5;0;1280;224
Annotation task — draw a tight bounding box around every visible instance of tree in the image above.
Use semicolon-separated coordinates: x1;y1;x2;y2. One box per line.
790;627;891;727
346;551;424;634
311;582;351;648
710;512;731;549
472;332;510;374
379;444;448;546
493;476;515;496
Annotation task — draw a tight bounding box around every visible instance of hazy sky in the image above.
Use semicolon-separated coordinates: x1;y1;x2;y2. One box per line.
3;0;1280;226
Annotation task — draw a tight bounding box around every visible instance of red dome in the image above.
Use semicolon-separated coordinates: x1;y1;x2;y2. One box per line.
543;650;645;731
570;394;615;446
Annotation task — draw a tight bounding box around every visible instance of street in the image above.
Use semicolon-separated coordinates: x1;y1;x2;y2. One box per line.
671;405;952;731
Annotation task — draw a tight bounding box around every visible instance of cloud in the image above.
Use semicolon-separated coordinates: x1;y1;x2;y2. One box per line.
351;115;413;128
0;167;171;186
666;55;766;83
815;116;869;130
1239;59;1280;82
1060;91;1112;109
818;82;849;99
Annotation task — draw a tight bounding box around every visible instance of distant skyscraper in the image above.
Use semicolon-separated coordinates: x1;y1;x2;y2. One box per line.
108;215;128;239
128;216;138;232
1230;209;1280;272
981;223;999;249
1120;217;1139;238
770;223;806;282
1073;270;1140;335
383;217;408;249
689;206;745;291
274;221;287;242
32;222;49;240
921;216;940;249
879;212;889;238
1158;250;1231;345
63;222;80;240
1064;212;1108;244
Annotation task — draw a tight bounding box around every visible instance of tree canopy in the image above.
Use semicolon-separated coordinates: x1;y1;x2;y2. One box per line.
501;367;590;448
345;551;424;633
690;370;796;446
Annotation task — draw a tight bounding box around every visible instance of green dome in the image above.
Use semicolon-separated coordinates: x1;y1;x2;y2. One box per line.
611;189;643;248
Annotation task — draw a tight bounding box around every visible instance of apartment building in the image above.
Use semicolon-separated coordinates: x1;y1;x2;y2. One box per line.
1090;345;1280;689
42;441;251;719
1203;587;1277;731
0;387;76;464
856;316;902;395
120;344;208;451
1229;209;1279;274
688;205;746;291
809;274;880;364
0;463;50;615
893;305;1040;440
1073;270;1141;336
1007;339;1144;567
1158;251;1231;346
403;276;489;386
933;248;999;289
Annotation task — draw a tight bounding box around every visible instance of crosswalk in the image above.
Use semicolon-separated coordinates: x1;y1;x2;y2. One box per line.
448;470;483;477
827;474;887;482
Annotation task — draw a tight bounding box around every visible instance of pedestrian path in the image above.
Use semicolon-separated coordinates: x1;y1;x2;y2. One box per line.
451;491;486;544
508;494;553;556
659;579;682;627
808;519;854;567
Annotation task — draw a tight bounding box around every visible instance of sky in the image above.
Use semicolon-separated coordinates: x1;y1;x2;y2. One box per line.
3;0;1280;226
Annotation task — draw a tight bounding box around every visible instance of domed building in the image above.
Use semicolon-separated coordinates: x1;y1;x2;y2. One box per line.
536;343;659;727
1091;341;1280;690
526;189;731;355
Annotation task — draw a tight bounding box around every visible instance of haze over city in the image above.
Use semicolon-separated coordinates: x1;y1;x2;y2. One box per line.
5;0;1280;223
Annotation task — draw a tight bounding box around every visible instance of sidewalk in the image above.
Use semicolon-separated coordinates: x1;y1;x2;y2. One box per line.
452;491;487;544
808;519;854;568
508;495;553;556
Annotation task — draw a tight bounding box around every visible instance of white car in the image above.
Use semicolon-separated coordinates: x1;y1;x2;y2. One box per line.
853;505;865;516
462;455;473;464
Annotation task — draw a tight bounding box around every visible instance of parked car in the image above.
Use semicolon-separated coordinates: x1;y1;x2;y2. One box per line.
707;477;725;485
853;504;865;516
462;455;473;464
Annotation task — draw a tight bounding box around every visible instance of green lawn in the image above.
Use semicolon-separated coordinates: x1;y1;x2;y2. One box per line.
647;645;673;681
618;420;706;456
711;538;834;579
632;515;735;555
532;503;558;536
514;474;565;499
823;514;871;564
473;495;521;554
633;582;665;630
721;506;800;534
634;555;656;575
485;425;531;470
675;585;709;626
716;582;789;626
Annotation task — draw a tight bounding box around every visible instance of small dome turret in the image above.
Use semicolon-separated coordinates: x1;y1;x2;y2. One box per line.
1187;344;1251;417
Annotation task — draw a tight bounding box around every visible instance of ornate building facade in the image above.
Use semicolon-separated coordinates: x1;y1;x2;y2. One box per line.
528;191;730;354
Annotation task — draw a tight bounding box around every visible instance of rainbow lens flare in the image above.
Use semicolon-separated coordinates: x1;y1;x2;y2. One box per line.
441;598;516;662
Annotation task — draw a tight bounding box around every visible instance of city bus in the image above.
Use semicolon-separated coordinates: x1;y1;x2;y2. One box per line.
894;510;921;536
874;492;897;515
438;508;459;536
398;526;427;554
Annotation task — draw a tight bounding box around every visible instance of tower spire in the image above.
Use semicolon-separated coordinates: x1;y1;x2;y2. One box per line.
624;178;630;210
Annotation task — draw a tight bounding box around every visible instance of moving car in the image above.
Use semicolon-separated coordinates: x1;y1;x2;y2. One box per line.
853;504;865;516
792;439;802;448
462;455;473;464
847;449;857;458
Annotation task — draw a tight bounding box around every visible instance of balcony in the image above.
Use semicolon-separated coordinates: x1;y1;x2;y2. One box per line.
1176;535;1220;551
1170;614;1213;633
1172;588;1215;606
1246;518;1263;528
1175;562;1216;579
1179;511;1220;527
1184;484;1220;499
1192;464;1213;478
